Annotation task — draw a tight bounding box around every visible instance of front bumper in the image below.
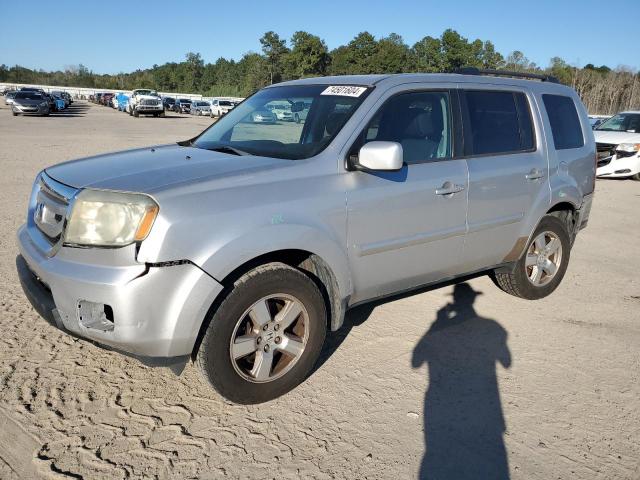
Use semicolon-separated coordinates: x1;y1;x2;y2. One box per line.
596;154;640;178
13;104;48;114
17;224;224;359
136;105;163;112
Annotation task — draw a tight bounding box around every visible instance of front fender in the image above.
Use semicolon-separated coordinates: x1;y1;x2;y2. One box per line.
196;223;352;302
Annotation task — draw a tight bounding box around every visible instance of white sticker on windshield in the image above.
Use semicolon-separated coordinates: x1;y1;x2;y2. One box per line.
321;86;367;97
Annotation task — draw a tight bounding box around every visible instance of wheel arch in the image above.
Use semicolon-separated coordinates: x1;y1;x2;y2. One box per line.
191;248;347;360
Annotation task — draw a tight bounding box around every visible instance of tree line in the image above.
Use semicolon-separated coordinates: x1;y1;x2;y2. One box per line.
1;29;637;114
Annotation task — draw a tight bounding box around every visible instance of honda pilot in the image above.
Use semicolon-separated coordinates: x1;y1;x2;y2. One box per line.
17;71;596;404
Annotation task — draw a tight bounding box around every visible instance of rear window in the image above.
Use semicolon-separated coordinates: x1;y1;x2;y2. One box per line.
464;91;535;156
542;94;584;150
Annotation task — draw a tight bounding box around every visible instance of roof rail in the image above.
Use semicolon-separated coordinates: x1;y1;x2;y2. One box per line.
455;67;560;84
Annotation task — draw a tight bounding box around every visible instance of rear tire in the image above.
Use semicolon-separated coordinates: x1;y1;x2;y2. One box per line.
197;262;327;404
492;215;571;300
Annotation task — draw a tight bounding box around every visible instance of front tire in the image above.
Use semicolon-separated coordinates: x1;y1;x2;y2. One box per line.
492;215;571;300
631;172;640;181
197;262;327;404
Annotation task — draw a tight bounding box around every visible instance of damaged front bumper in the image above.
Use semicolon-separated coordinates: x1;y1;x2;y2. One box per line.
16;224;223;362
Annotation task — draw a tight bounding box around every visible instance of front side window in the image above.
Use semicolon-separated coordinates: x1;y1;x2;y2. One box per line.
542;94;584;150
193;85;370;160
464;91;535;156
358;91;452;164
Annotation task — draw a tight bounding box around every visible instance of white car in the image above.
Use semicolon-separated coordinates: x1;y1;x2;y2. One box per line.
127;89;164;117
594;111;640;180
209;99;235;117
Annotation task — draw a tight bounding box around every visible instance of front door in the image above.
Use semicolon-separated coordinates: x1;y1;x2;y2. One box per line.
346;89;469;304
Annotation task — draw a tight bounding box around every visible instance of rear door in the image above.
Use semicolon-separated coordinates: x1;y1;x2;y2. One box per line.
460;86;550;270
345;87;469;304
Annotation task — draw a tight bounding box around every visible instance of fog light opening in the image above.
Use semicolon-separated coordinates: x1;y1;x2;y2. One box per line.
77;300;114;332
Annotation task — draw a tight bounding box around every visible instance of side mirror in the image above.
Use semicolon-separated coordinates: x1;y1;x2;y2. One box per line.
355;141;404;171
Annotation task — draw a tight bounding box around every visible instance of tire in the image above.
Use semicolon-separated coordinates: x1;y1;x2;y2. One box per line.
631;172;640;181
294;113;300;123
492;215;571;300
133;109;139;117
12;112;17;116
159;111;165;117
197;262;327;404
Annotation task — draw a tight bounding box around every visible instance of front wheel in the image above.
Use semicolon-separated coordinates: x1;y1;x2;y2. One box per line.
492;215;571;300
631;172;640;181
196;262;327;404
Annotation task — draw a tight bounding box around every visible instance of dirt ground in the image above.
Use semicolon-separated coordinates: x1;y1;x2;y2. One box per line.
0;101;638;479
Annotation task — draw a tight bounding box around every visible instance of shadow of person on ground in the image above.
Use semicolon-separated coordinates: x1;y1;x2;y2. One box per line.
412;282;512;480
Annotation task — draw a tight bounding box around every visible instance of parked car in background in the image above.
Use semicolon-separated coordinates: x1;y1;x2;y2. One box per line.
16;72;595;404
190;101;211;116
101;93;115;106
291;101;310;123
210;99;235;117
128;89;164;117
250;108;277;123
50;93;66;111
268;102;293;121
594;111;640;180
11;91;50;116
173;98;192;114
94;93;103;104
116;93;129;112
43;93;58;112
51;91;69;108
4;91;17;105
163;97;176;111
62;92;73;105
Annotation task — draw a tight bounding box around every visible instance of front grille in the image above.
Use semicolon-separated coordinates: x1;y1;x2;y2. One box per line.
596;143;616;161
141;99;160;106
33;174;72;244
597;157;612;168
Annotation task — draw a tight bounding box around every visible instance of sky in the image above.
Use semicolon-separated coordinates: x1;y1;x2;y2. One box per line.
1;0;638;74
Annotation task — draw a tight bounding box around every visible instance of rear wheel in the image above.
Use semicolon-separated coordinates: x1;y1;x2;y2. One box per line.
197;262;327;404
493;215;571;300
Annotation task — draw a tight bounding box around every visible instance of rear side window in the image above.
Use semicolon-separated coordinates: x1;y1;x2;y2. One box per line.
542;94;584;150
464;91;535;156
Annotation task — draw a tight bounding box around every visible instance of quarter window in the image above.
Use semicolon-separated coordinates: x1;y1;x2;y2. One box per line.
361;91;452;164
542;94;584;150
464;91;535;156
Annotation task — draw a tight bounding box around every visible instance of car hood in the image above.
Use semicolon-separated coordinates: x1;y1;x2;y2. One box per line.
593;130;640;145
45;144;294;193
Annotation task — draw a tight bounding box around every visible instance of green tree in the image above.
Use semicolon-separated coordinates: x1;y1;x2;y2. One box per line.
412;36;443;72
259;31;289;84
285;31;329;78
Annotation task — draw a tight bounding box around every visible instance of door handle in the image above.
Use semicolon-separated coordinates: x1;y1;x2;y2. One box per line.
525;168;545;180
435;181;465;196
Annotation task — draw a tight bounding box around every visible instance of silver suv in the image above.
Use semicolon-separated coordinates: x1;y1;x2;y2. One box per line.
17;71;596;403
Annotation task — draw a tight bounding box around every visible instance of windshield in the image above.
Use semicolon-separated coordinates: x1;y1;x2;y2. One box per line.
596;113;640;133
192;84;370;160
179;98;191;103
219;100;232;106
15;92;43;100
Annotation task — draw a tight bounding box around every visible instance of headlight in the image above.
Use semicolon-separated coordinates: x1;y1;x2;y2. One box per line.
40;102;47;107
616;143;640;153
65;189;159;247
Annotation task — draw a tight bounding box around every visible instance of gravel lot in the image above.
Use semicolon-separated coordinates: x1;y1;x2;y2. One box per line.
0;101;639;479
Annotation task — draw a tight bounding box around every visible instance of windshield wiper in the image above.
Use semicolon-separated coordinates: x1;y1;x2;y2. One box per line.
207;145;250;156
